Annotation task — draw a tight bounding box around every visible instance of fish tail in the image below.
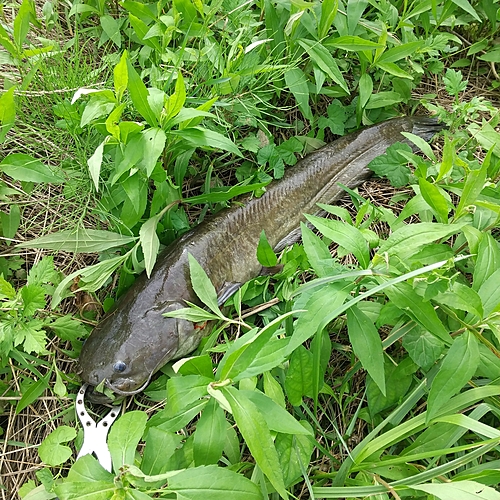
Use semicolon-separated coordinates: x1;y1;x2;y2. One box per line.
409;116;447;142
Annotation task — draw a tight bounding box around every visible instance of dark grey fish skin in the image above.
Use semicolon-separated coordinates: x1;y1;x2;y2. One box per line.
79;116;443;402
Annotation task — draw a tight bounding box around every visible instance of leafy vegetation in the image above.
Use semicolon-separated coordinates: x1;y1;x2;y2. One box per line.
1;0;500;498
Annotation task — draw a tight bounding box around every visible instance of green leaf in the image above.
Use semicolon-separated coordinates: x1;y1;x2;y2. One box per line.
166;464;263;500
142;427;183;476
301;222;334;277
305;215;370;268
193;398;227;466
257;230;277;267
0;154;65;183
385;282;450;344
188;253;221;315
80;95;115;128
38;426;77;466
347;305;385;395
418;178;449;223
473;233;500;291
126;58;158;127
17;371;50;413
365;91;403;109
108;411;148;472
318;0;338;38
54;481;115;500
0;276;16;298
377;41;423;63
285;346;313;406
17;228;137;252
242;389;312;435
139;215;160;278
450;0;481;21
14;0;33;49
68;454;114;482
456;163;487;219
114;51;128;101
138;127;167;177
165;72;187;122
284;68;312;122
0;86;16;143
435;282;483;318
427;331;480;423
402;326;444;370
222;386;287;498
49;315;89;341
21;284;46;316
17;321;47;354
167;375;212;414
170;127;242;157
297;39;349;93
87;140;104;191
412;480;500;500
100;15;121;47
1;203;21;239
377;222;466;256
327;35;384;51
367;142;412;188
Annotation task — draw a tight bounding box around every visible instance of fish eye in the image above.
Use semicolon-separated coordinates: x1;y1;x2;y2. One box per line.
113;361;127;373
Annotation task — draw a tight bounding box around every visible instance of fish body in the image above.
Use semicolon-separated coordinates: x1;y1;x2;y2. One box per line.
79;117;443;401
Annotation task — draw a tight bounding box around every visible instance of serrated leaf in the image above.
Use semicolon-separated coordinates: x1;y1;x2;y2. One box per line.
257;230;277;267
27;256;58;285
188;253;221;315
427;331;479;423
0;276;16;298
18;321;47;354
108;411;148;472
368;142;412;188
0;154;65;183
347;305;385;395
222;386;287;498
49;315;88;341
18;228;137;252
38;426;77;466
21;284;46;316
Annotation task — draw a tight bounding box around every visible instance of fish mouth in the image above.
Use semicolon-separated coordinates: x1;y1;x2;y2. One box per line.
104;374;153;397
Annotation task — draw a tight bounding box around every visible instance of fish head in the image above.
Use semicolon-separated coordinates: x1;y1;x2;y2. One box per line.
79;300;204;403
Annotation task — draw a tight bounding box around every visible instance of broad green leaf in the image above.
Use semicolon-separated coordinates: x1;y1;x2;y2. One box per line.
222;386;287;498
166;464;263;500
0;23;19;58
358;73;373;109
403;326;444;370
126;58;158;126
346;0;368;35
121;172;148;226
435;282;483;318
139;214;161;278
326;35;384;51
17;228;137;252
54;482;115;500
347;305;385;395
38;426;77;466
147;399;208;432
163;305;220;323
276;422;315;487
188;253;221;315
0;154;65;183
473;233;500;291
14;0;32;49
16;371;50;414
375;61;413;79
105;103;124;140
301;222;333;277
80;95;115;127
450;0;481;21
377;41;423;63
68;454;114;482
1;203;21;239
455;162;487;219
284;68;312;122
170;127;242;157
100;15;121;47
165;72;186;122
108;411;148;471
318;0;338;39
385;282;450;344
306;215;370;268
0;86;16;143
365;91;403;109
427;331;480;423
174;354;214;378
87;140;104;191
412;480;500;500
263;371;286;408
114;51;128;102
142;427;183;476
257;230;277;267
138;127;166;177
377;222;465;256
297;39;349;93
21;284;46;316
193;398;226;466
368;142;412;188
477;268;500;318
166;375;212;414
242;389;312;435
0;276;16;298
418;178;449;223
285;346;313;406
